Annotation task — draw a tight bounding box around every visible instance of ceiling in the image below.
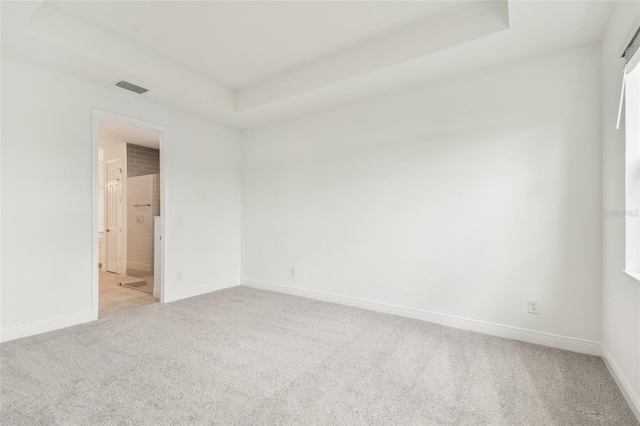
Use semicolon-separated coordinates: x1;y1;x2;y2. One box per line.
99;117;160;150
2;1;615;129
51;1;458;89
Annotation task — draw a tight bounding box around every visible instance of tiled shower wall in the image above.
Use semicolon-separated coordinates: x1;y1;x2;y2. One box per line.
127;144;159;178
126;143;160;275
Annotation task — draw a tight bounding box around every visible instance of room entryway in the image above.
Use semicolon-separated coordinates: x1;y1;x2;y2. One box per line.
96;114;165;317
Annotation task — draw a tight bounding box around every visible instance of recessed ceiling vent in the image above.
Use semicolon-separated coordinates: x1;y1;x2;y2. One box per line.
115;81;148;94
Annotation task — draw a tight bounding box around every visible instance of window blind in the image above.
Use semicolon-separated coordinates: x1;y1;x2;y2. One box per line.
624;27;640;70
618;27;640;128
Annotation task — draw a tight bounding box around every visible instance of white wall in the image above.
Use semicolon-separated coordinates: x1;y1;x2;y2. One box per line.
601;1;640;414
242;45;602;344
1;56;242;339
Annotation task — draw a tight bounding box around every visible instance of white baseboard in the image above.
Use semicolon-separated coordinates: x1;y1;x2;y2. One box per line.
0;312;93;343
602;346;640;422
1;280;240;342
153;287;160;298
242;279;602;356
164;279;240;303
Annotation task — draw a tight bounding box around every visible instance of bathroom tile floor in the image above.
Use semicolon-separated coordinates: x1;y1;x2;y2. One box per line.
99;270;158;317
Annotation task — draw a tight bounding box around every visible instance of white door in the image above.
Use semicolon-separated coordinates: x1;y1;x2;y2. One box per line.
106;159;123;273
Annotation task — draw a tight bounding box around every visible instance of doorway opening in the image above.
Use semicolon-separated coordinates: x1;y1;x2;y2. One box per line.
93;111;166;318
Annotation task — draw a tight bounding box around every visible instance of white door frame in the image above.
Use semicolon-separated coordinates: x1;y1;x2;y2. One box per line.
91;109;169;320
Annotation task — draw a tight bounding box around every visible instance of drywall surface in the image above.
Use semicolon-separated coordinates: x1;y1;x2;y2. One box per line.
242;45;602;342
1;56;241;337
601;0;640;409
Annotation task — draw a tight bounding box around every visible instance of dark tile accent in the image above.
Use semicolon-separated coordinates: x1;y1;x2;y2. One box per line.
127;144;160;178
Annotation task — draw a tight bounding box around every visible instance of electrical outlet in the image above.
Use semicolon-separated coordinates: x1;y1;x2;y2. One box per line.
177;272;183;280
527;300;540;314
290;267;296;277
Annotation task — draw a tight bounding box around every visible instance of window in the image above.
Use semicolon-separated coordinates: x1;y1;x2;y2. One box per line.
624;48;640;278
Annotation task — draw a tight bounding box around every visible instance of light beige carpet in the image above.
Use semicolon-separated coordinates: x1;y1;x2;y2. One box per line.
1;286;637;425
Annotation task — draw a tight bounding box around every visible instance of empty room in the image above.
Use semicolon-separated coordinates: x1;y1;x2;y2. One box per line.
1;1;639;425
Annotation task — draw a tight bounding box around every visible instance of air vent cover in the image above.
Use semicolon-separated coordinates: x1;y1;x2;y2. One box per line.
115;81;148;94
